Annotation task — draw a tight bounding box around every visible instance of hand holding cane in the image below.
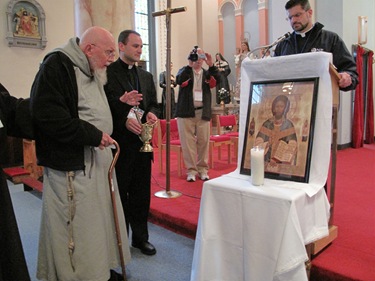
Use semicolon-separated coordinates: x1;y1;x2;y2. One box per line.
108;140;127;281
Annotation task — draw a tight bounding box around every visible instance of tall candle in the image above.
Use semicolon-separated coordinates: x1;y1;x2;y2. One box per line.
251;146;264;186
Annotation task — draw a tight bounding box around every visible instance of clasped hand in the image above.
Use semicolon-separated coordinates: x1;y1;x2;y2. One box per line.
126;112;158;135
338;72;352;89
98;132;114;150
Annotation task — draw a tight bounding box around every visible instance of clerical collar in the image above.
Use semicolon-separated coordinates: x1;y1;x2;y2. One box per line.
295;24;314;37
120;59;135;70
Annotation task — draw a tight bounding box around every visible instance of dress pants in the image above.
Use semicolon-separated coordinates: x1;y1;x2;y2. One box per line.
115;148;152;244
177;109;210;175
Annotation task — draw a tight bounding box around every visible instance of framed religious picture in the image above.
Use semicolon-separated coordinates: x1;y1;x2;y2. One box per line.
6;0;47;49
240;77;319;183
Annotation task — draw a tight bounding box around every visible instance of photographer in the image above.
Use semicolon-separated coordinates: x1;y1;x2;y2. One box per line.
175;47;219;182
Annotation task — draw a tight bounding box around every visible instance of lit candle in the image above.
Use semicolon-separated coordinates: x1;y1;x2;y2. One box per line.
251;146;264;186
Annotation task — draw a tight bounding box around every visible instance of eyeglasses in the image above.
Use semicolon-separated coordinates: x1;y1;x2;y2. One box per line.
90;44;115;58
286;10;307;21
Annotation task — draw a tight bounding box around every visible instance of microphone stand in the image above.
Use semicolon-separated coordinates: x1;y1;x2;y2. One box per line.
248;45;271;59
249;32;291;58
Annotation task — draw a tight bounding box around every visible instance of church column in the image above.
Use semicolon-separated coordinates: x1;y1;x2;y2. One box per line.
235;7;244;50
74;0;134;38
218;14;224;53
257;0;269;45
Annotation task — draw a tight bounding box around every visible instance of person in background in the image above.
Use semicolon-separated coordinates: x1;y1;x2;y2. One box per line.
274;0;358;91
30;26;130;281
214;53;231;104
159;62;177;119
0;83;31;281
104;29;159;256
234;41;256;101
175;47;219;182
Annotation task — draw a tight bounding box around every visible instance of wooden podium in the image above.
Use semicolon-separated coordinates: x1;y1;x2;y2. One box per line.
308;64;340;258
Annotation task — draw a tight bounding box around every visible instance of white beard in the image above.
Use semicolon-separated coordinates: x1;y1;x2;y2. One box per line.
94;67;108;86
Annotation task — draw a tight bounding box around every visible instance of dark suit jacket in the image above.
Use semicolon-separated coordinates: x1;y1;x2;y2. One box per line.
0;83;31;281
104;58;159;151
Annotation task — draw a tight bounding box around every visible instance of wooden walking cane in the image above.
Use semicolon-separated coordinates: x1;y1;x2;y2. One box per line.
108;140;127;281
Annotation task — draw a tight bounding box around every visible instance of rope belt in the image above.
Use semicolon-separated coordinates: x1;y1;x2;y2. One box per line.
66;171;76;272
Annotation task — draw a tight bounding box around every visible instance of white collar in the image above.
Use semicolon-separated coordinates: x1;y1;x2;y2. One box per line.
295;24;314;37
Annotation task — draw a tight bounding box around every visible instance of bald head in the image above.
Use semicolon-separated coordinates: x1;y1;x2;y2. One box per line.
79;26;116;84
80;26;115;51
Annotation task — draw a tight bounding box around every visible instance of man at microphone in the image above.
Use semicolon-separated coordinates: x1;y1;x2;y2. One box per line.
274;0;358;91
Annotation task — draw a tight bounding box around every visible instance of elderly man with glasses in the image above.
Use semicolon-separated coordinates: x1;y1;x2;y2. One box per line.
30;26;131;281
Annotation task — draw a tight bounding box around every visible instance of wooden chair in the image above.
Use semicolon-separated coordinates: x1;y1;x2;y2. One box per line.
157;119;183;177
216;114;239;161
209;121;232;168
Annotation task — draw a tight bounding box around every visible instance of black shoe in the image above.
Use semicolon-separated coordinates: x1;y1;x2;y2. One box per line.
132;241;156;255
109;269;125;281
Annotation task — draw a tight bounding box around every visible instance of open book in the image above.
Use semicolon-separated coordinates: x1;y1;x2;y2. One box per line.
272;140;297;164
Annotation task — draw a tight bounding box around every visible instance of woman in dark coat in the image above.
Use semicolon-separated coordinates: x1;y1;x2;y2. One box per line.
0;83;31;281
214;53;231;104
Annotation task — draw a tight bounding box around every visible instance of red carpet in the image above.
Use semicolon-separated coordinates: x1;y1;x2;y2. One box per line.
148;144;375;281
149;148;237;239
310;144;375;281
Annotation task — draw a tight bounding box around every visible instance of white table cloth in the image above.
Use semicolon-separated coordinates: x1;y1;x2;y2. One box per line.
190;52;333;281
190;174;330;281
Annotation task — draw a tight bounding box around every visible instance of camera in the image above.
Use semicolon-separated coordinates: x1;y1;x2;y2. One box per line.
188;46;206;61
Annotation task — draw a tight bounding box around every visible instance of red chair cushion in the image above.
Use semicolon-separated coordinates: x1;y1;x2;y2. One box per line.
210;135;231;142
225;132;239;137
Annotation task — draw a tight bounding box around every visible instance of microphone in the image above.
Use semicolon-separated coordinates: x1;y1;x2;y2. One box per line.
248;32;291;58
270;32;291;47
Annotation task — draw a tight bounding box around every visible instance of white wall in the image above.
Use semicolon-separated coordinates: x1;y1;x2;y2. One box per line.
169;0;219;73
316;0;375;145
0;0;75;98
